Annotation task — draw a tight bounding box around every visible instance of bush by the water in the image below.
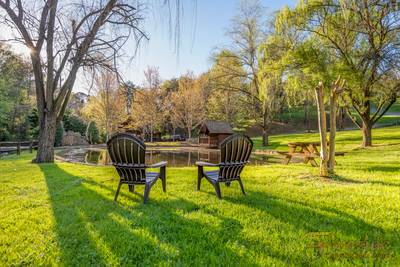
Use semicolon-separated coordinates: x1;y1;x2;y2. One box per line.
86;121;100;144
62;111;87;136
54;122;64;147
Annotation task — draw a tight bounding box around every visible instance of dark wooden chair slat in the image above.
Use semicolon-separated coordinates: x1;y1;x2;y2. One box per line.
107;133;167;204
196;134;253;199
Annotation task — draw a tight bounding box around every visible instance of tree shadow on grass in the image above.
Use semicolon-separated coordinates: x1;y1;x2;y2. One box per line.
363;165;400;173
39;163;258;266
331;174;400;188
226;191;385;236
223;191;397;264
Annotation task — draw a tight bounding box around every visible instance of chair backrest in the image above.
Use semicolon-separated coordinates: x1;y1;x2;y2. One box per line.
107;133;147;183
218;134;253;181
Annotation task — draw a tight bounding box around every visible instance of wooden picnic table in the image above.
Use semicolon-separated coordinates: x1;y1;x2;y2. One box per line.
281;141;345;167
285;141;321;166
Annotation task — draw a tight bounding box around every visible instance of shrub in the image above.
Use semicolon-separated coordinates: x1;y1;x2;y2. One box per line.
54;122;64;147
63;111;87;136
86;121;100;144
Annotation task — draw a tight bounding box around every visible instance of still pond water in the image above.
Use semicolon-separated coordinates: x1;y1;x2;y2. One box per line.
56;147;281;167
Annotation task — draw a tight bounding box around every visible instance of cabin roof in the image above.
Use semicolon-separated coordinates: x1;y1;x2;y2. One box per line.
200;120;233;134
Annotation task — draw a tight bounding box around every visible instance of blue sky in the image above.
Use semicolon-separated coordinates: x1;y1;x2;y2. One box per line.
0;0;296;91
121;0;296;86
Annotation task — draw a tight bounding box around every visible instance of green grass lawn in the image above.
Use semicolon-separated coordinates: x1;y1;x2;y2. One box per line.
1;127;400;266
278;102;400;127
253;126;400;151
388;102;400;113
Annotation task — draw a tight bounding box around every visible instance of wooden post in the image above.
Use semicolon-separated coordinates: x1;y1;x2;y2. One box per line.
314;82;329;177
17;141;21;155
29;140;33;153
328;77;345;172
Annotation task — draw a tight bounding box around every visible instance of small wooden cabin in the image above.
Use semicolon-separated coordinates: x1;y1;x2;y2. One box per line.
198;120;233;148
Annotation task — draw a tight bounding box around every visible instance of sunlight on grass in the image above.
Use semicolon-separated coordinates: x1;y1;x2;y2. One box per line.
1;126;400;265
253;126;400;151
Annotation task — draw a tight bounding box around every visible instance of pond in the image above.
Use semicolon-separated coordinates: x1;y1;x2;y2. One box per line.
55;146;283;167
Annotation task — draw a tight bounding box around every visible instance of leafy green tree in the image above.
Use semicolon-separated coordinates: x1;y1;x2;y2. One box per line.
276;0;400;147
62;110;87;136
86;121;100;144
54;122;64;147
217;0;283;146
0;43;33;141
28;109;40;139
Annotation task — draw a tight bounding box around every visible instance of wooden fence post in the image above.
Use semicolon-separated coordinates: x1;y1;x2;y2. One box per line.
29;140;33;153
315;82;329;177
17;141;21;155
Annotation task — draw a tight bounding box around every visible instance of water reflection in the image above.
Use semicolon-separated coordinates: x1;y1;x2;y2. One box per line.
57;147;280;167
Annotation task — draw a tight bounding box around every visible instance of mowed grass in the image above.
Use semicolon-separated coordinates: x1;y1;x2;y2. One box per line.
252;125;400;151
1;127;400;266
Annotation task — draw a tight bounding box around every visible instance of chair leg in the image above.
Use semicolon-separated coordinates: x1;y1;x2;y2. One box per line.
160;176;166;193
238;178;245;195
214;182;222;199
160;167;166;192
197;166;203;191
114;182;122;201
143;183;152;204
128;185;134;192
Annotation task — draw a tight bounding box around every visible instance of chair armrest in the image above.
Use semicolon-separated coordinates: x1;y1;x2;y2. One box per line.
195;161;219;167
147;161;167;168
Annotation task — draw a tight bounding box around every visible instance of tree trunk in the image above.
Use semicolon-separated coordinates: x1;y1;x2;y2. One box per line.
34;114;57;163
262;127;269;146
361;120;372;147
328;91;338;172
315;83;329;177
337;107;345;131
150;125;153;143
304;100;311;133
262;114;269;146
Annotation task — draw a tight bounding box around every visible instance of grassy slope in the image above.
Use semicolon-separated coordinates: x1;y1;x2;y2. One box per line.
1;127;400;266
281;102;400;126
252;126;400;151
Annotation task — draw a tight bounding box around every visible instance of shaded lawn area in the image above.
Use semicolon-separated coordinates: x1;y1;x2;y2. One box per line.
1;128;400;266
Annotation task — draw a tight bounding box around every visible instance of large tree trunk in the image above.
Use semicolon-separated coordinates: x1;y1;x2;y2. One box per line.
35;114;57;163
361;120;372;147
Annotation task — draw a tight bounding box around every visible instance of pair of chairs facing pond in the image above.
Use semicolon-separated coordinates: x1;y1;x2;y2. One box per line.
107;133;253;203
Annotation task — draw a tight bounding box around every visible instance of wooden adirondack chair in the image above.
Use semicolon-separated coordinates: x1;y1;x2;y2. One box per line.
107;133;167;204
196;134;253;199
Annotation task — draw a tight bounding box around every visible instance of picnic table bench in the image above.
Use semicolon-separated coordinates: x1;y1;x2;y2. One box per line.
279;141;345;167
